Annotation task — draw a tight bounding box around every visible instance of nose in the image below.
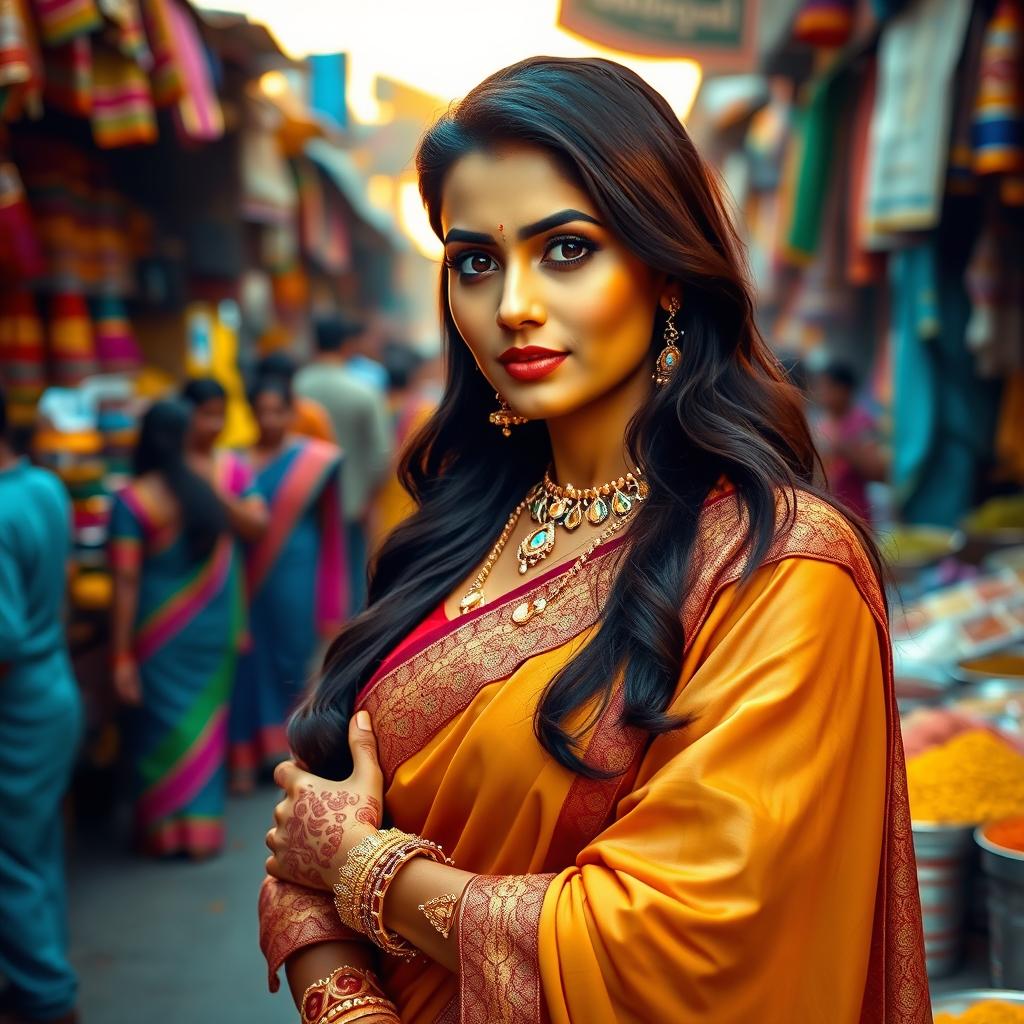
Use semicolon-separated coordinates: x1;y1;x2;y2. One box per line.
496;257;547;331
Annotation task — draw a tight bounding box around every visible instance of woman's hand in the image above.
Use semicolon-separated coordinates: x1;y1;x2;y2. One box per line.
113;657;142;706
265;711;383;890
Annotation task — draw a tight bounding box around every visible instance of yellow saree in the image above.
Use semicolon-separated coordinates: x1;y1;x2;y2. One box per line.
260;489;930;1024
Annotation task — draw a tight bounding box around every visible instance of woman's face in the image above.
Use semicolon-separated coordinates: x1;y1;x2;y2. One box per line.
189;398;225;451
253;390;291;446
440;144;667;422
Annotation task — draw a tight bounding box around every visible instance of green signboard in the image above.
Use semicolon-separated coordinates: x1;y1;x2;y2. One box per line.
559;0;760;70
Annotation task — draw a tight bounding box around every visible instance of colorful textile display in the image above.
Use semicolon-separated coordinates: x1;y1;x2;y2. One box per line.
0;288;45;425
167;0;221;143
42;34;92;116
91;294;140;372
863;0;973;240
90;40;157;148
785;66;851;261
48;291;97;385
0;161;44;280
32;0;101;46
0;0;42;120
973;0;1024;177
139;0;183;107
98;0;149;64
792;0;855;48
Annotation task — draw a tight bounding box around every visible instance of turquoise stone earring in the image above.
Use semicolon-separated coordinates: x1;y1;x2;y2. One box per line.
653;297;682;388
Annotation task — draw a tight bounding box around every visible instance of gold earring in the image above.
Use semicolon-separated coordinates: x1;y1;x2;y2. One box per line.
488;393;529;437
653;298;682;388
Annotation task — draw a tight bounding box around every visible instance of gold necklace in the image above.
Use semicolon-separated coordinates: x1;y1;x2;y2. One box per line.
458;490;637;624
518;468;647;576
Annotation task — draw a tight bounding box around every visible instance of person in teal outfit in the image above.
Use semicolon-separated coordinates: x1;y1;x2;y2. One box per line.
0;387;82;1024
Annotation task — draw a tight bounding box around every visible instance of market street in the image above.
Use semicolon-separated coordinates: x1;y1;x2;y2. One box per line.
69;790;283;1023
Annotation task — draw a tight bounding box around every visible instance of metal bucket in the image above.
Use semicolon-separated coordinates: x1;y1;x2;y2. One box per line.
912;822;975;977
976;823;1024;987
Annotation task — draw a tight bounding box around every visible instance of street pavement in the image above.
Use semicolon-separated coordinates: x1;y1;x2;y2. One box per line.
69;789;287;1023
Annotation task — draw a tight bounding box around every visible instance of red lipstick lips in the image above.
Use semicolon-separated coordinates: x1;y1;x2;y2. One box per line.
498;345;568;382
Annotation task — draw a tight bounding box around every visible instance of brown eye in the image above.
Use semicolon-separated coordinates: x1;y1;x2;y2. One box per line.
545;237;593;264
454;252;498;276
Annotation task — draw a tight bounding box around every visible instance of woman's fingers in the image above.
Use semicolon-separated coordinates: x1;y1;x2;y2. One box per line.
273;759;301;790
348;711;382;789
265;827;276;853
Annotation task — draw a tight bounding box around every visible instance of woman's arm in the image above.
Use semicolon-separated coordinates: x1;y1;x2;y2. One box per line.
218;490;268;543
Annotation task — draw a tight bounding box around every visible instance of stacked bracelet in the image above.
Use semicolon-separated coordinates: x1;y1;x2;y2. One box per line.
333;828;454;960
300;966;397;1024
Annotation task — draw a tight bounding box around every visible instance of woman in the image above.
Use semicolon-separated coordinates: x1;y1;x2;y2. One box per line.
181;377;267;538
260;58;929;1024
229;375;346;793
109;400;263;857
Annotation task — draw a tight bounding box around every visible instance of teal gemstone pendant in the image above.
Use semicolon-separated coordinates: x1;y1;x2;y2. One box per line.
517;522;555;574
654;345;682;388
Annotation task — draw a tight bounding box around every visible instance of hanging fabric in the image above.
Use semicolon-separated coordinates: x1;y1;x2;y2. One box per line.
167;0;222;143
90;39;157;148
32;0;100;46
0;0;43;120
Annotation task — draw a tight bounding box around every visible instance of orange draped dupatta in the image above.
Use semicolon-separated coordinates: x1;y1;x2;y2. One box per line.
260;490;930;1024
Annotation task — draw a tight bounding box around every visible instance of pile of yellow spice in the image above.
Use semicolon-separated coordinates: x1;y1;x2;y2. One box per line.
934;1000;1024;1023
907;730;1024;823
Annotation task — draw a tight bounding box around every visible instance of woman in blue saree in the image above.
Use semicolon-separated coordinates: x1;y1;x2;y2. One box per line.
229;375;346;793
109;399;266;857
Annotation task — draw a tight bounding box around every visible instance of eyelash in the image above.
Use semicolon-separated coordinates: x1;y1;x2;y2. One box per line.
444;234;598;279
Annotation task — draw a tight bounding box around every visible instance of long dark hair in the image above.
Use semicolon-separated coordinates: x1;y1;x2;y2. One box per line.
134;400;227;561
290;57;883;780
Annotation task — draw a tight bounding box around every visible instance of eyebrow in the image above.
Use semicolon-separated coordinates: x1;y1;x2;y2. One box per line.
442;208;602;247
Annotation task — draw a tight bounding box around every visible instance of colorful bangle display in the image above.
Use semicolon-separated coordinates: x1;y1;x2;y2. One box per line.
333;828;454;960
300;965;397;1024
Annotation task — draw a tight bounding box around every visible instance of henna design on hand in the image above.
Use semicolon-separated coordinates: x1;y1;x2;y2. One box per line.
277;787;381;888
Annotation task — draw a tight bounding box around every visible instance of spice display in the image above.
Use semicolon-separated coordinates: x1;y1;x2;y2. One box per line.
982;815;1024;854
934;1000;1024;1023
907;730;1024;823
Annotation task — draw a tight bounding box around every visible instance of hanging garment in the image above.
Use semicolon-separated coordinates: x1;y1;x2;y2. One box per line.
167;0;221;143
972;0;1024;176
49;291;98;385
90;39;157;148
0;0;42;120
863;0;972;240
31;0;100;46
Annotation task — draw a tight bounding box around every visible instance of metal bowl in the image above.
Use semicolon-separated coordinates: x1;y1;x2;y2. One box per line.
880;526;966;584
952;647;1024;686
932;989;1024;1013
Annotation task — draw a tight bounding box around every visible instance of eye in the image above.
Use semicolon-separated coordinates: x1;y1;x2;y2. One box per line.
543;235;594;266
450;251;499;276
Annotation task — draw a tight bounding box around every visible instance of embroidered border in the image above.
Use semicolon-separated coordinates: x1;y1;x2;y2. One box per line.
258;877;359;993
457;873;555;1024
360;546;624;784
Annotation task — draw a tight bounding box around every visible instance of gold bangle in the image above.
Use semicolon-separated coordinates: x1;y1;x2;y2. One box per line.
300;965;389;1024
332;829;454;959
333;830;409;931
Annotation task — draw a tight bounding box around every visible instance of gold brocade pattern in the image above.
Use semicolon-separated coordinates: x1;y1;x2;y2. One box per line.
359;547;625;783
458;873;556;1024
258;877;360;993
433;998;459;1024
